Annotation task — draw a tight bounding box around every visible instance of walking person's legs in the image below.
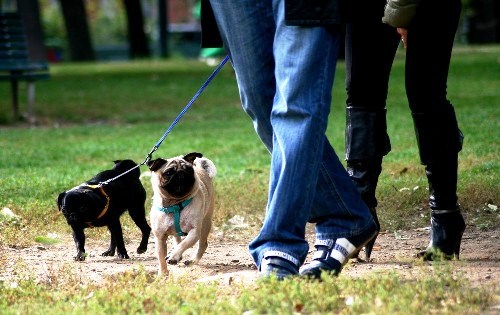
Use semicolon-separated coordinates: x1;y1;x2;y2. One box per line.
210;0;376;278
405;0;465;260
344;9;400;260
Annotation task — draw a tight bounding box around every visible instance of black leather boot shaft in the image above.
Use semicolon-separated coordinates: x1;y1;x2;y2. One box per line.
347;160;382;209
426;162;460;210
412;108;462;210
345;107;391;161
345;107;390;208
411;107;463;165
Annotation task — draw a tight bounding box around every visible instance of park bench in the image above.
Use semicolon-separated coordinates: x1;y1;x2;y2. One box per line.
0;12;50;121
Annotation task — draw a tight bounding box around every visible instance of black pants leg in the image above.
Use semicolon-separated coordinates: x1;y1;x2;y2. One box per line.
406;0;466;260
406;0;463;210
345;11;400;209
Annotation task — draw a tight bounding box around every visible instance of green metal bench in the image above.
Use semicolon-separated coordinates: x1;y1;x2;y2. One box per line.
0;12;50;121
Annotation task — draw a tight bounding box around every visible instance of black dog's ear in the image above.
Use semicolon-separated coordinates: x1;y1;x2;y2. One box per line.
147;158;167;171
57;192;66;211
183;152;203;164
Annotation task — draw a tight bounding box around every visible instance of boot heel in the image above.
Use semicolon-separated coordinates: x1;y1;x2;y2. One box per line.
453;241;461;259
453;225;465;259
351;208;380;262
364;207;380;261
364;231;378;261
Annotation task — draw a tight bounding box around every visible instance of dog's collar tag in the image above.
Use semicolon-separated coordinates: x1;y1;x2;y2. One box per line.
156;198;193;236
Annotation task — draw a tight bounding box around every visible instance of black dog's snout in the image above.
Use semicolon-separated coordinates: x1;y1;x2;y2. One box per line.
60;204;69;215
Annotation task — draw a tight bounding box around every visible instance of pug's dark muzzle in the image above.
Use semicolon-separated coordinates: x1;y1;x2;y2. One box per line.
161;168;195;198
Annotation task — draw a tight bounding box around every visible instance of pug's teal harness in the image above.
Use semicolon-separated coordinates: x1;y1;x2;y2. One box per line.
155;198;193;236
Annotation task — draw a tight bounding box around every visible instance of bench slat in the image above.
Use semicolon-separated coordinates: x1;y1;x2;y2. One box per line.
0;11;51;121
0;72;49;81
0;60;48;70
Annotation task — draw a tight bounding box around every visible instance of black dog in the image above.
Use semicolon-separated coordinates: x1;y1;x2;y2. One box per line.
57;160;151;261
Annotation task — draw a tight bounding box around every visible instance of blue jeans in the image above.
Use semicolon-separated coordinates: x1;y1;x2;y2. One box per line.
209;0;374;269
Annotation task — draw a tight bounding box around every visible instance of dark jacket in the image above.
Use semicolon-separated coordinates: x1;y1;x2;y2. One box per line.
200;0;345;48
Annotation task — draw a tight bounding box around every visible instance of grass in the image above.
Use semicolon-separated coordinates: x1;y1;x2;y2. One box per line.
0;263;496;314
0;45;499;313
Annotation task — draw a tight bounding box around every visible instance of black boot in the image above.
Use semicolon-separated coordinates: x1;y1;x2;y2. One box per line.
418;161;466;260
345;107;390;261
418;209;465;260
364;207;380;260
346;162;381;261
412;107;465;260
411;107;463;168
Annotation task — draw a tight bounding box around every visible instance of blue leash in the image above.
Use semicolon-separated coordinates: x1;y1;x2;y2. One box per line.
99;54;231;186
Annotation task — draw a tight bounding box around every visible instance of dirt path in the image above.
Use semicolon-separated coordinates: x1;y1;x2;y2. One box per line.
1;227;498;290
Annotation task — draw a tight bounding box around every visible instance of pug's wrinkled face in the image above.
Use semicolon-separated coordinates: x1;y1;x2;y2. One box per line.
148;152;202;199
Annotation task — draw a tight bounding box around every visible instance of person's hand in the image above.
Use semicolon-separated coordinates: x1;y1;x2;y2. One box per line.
397;28;408;49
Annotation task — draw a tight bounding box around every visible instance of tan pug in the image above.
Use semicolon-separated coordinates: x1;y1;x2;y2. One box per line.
147;152;216;276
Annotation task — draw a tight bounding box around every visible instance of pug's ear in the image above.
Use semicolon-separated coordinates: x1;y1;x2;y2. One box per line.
57;192;66;211
147;158;167;171
183;152;203;164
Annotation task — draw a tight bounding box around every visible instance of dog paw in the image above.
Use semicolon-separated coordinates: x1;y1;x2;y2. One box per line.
167;258;178;265
117;253;130;259
165;254;182;263
136;246;147;254
74;252;86;261
101;250;115;257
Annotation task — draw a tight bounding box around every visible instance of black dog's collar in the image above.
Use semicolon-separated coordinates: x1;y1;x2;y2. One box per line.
83;184;110;227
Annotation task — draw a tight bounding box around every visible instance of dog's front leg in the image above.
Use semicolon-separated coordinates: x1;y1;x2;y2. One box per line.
173;235;182;247
72;226;86;261
168;229;200;265
102;230;116;257
154;234;169;276
105;219;129;259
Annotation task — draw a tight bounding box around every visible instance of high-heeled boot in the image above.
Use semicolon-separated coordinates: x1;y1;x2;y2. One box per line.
345;107;390;261
418;161;465;260
347;160;381;261
418;209;465;260
412;107;465;260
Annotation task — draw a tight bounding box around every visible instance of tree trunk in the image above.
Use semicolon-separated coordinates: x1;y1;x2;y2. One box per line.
122;0;150;59
58;0;95;61
16;0;46;61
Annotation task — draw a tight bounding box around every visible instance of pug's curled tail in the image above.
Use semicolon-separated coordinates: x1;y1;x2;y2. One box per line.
194;157;217;179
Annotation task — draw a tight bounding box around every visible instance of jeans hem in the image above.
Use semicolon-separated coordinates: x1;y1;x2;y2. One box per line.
315;218;376;240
